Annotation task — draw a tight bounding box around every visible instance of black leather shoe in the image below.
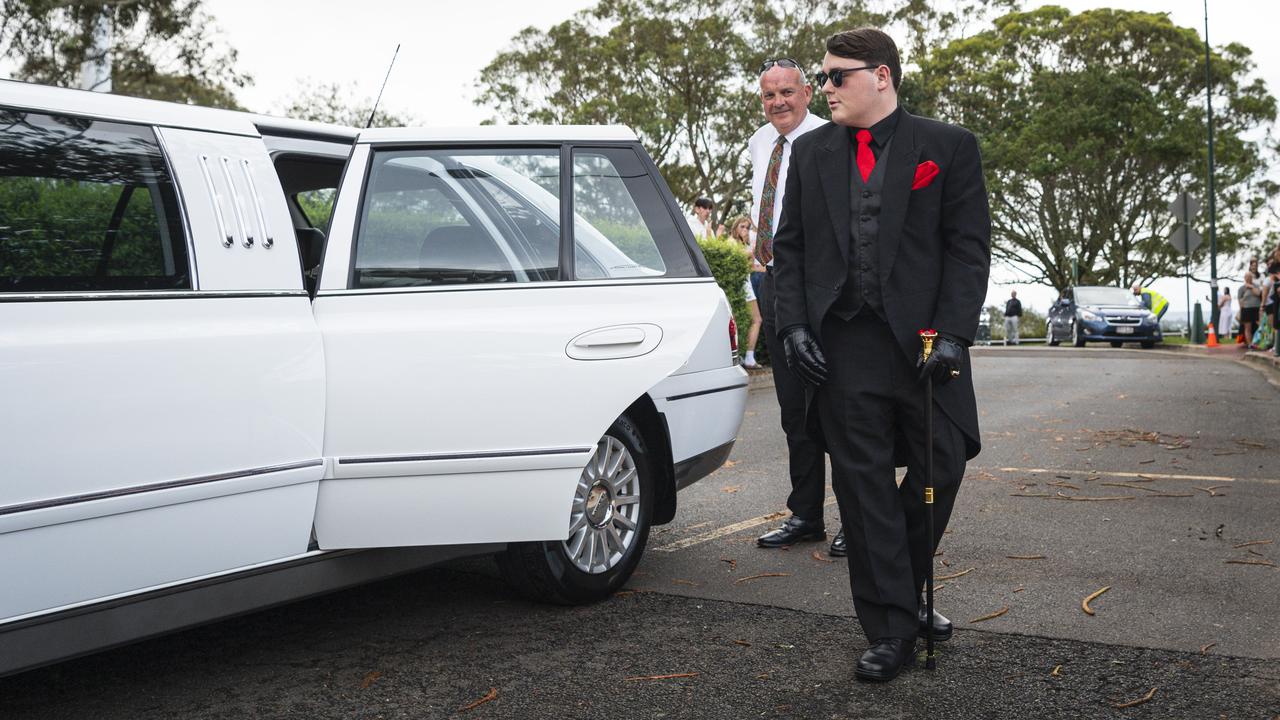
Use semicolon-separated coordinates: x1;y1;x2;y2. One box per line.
756;516;825;548
917;604;953;642
829;529;847;557
855;637;916;682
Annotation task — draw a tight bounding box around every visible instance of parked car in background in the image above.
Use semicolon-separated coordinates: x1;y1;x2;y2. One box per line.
1046;285;1162;348
0;79;748;675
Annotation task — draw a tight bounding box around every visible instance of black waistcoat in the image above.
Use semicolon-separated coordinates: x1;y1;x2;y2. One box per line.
830;136;892;321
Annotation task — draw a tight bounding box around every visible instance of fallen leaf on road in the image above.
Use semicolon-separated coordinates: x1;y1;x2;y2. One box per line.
1194;486;1228;497
721;460;738;468
1211;450;1243;456
1111;687;1157;709
625;673;700;682
934;550;945;557
1148;492;1194;498
1199;642;1216;655
671;579;698;586
720;485;741;493
969;606;1009;623
1013;586;1025;593
1235;439;1266;449
1249;548;1268;557
1057;493;1135;502
1011;492;1056;498
734;572;792;585
940;559;951;567
1006;555;1046;560
1226;559;1277;567
1138;458;1155;464
1055;474;1073;480
1048;481;1081;490
360;671;382;689
460;688;498;711
720;557;737;571
810;551;834;564
1050;665;1062;677
1082;586;1111;615
1101;482;1163;493
1135;474;1157;482
612;590;645;597
1233;540;1273;549
756;673;769;679
936;567;976;581
733;640;752;647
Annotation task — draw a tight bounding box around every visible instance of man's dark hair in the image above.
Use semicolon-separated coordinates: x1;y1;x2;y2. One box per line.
827;27;901;91
694;197;714;210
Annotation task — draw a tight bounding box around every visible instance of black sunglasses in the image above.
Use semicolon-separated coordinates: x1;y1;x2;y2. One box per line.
813;65;879;88
759;58;801;74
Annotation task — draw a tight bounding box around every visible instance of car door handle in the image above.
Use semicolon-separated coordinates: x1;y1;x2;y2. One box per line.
566;324;663;360
572;327;646;348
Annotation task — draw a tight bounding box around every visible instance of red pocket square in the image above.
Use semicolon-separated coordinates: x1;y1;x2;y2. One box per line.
912;160;939;190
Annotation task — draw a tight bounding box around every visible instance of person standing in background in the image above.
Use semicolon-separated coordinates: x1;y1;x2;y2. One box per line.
1003;290;1022;346
687;196;724;241
729;216;764;369
748;57;839;556
1218;286;1235;341
1239;268;1261;347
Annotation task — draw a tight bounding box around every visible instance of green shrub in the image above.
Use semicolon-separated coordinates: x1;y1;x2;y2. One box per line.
697;236;753;352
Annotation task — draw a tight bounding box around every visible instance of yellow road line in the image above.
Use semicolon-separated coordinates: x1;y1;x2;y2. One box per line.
654;496;838;553
983;466;1280;485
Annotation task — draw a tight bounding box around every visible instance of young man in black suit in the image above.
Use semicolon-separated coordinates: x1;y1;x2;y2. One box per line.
771;27;991;681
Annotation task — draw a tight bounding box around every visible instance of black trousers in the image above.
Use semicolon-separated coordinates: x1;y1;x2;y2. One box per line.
817;311;965;642
759;271;827;523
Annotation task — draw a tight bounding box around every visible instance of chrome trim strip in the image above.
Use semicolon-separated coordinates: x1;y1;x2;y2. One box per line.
198;153;233;247
0;460;324;517
316;277;715;297
337;447;593;465
0;290;309;302
219;155;252;247
240;158;273;248
665;382;749;402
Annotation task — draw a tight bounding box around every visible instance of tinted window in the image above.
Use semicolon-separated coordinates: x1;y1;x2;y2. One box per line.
1075;287;1139;307
0;109;189;292
573;147;696;279
353;149;560;288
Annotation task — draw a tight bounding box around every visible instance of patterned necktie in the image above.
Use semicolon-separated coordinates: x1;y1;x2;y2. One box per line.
855;129;875;182
754;134;786;265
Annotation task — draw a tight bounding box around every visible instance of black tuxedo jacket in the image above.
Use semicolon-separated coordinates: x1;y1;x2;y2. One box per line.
771;109;991;459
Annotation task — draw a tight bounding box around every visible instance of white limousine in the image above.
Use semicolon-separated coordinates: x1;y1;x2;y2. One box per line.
0;80;748;675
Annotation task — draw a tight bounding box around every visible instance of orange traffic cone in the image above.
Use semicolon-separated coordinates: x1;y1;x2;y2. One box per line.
1206;323;1219;347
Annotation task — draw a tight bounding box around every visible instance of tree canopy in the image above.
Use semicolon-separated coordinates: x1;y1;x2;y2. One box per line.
911;6;1277;290
0;0;249;108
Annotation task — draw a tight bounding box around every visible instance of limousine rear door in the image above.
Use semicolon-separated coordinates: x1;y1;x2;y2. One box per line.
310;132;723;548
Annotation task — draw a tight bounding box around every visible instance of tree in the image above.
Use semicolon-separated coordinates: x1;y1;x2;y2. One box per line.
474;0;887;221
0;0;249;108
911;6;1277;292
279;80;417;128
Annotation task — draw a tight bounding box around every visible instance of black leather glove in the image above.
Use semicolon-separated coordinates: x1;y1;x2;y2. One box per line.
918;333;964;384
782;325;829;386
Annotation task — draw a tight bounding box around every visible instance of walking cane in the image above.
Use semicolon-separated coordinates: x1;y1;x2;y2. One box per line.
918;329;939;670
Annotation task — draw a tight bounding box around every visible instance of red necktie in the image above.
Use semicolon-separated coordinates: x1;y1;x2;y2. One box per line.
855;129;875;182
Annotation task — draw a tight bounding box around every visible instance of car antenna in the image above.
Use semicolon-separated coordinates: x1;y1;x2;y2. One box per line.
365;43;401;129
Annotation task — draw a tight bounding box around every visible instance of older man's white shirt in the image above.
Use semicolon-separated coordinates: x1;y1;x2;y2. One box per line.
748;110;828;266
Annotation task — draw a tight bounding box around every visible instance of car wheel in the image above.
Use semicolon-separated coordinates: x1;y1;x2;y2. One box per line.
1140;340;1155;349
1047;326;1059;346
1110;340;1123;348
1072;321;1086;347
497;413;653;605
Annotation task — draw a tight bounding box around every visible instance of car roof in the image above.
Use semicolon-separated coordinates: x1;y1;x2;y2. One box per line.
1;78;357;140
358;125;638;144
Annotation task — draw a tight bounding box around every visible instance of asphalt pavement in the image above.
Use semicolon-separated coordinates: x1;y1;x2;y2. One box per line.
3;346;1279;718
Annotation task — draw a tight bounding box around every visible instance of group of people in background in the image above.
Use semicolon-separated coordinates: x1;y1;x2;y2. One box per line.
1225;250;1280;355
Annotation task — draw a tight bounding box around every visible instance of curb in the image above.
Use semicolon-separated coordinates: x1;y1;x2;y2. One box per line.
745;366;774;391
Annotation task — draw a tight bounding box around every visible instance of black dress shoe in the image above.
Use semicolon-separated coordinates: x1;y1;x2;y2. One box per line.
829;529;847;557
756;516;825;548
917;604;953;642
855;637;916;681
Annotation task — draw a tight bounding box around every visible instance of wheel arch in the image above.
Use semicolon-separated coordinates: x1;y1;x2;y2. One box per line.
626;393;677;526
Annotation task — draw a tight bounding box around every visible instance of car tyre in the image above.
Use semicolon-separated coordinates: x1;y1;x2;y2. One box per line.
1072;321;1086;347
497;413;653;605
1047;325;1060;346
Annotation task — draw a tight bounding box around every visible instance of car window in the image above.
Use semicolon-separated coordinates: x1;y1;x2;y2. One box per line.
0;108;189;293
352;149;559;287
572;148;696;279
1075;287;1139;307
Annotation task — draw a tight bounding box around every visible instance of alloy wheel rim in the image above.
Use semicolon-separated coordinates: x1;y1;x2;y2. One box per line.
562;435;641;574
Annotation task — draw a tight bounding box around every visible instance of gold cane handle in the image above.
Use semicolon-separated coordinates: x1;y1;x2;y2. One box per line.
920;329;938;361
